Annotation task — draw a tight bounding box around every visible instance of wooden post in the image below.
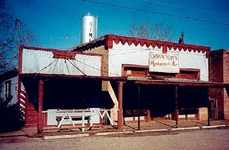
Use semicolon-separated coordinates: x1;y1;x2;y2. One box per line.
117;81;124;129
174;86;179;128
117;81;123;129
145;109;151;122
137;85;141;130
207;88;210;126
38;80;44;133
207;100;210;126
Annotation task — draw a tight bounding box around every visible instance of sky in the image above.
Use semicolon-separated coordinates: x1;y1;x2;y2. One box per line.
5;0;229;50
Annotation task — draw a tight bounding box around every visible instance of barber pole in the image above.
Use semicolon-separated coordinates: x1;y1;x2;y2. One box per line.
18;88;27;120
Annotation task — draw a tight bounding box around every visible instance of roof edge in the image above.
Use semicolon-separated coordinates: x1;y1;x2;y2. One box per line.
73;34;210;53
0;69;18;81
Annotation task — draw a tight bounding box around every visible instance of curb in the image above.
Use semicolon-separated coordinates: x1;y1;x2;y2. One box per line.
0;134;26;138
201;125;227;129
43;133;89;140
135;128;168;133
39;124;229;140
170;126;200;131
0;132;26;138
2;124;228;140
95;131;133;136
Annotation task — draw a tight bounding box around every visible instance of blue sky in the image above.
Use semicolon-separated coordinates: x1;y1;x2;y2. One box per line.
7;0;229;50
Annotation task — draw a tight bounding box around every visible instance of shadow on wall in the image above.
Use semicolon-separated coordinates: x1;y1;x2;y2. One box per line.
123;84;209;117
123;84;175;117
43;79;114;110
21;78;114;110
0;97;24;132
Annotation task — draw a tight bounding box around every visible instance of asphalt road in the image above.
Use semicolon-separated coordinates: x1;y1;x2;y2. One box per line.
0;129;229;150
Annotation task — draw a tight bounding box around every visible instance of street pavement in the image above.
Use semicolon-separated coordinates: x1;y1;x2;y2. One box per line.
0;128;229;150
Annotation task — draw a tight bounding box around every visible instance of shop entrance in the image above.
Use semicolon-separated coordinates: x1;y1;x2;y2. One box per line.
209;97;219;120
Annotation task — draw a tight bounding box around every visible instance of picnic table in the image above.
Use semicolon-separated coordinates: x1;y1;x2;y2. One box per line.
56;108;114;132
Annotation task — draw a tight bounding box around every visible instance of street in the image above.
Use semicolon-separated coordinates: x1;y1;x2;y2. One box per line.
0;128;229;150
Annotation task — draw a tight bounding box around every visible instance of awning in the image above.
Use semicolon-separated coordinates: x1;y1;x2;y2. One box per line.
20;73;127;81
127;77;229;88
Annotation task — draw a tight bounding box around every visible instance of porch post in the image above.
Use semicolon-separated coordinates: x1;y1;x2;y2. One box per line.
137;85;141;130
174;86;179;128
38;79;44;133
117;81;124;129
207;88;210;126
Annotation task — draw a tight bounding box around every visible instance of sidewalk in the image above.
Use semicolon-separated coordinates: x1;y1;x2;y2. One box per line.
42;119;229;139
0;130;26;138
1;119;229;139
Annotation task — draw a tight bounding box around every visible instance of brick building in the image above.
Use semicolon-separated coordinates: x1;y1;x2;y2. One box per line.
209;49;229;119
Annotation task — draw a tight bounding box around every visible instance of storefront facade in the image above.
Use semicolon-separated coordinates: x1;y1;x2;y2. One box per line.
1;34;228;134
73;34;225;126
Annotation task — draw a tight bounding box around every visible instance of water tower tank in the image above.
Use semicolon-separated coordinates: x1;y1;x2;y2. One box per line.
81;13;97;43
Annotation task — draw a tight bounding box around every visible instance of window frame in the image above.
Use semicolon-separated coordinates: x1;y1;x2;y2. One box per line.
5;80;12;99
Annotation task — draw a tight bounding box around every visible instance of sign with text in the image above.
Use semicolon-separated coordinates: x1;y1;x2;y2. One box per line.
149;52;179;73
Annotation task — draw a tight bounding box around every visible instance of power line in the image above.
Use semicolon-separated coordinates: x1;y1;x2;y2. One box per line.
143;0;228;16
64;59;70;74
74;57;120;76
67;59;87;76
144;0;229;23
39;59;57;72
82;0;229;27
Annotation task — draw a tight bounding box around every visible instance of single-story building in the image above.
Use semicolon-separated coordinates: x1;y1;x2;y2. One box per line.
0;34;228;134
72;34;228;125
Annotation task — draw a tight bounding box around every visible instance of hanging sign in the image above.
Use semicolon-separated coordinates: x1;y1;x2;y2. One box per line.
149;52;179;73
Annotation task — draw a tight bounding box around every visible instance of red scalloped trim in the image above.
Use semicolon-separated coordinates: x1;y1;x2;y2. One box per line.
105;35;209;54
53;51;76;59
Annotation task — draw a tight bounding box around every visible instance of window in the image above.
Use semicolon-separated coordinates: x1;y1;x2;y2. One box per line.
5;80;12;99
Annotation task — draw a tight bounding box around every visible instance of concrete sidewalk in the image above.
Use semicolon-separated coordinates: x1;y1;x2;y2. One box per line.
1;119;229;139
0;130;26;138
123;119;229;130
42;119;229;139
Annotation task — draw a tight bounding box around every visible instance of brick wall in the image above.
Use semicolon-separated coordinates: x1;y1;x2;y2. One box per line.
209;50;229;120
209;50;223;82
25;102;37;127
209;51;223;119
223;52;229;119
223;52;229;82
209;50;226;119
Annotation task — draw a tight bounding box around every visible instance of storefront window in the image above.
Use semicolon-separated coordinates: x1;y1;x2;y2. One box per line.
5;80;12;99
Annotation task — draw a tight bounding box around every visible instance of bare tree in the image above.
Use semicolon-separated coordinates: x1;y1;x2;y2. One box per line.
129;23;172;41
0;0;34;73
129;24;152;39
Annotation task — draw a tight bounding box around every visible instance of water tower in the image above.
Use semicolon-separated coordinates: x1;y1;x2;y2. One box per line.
81;13;98;43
